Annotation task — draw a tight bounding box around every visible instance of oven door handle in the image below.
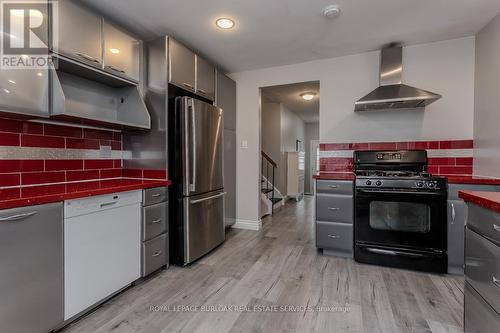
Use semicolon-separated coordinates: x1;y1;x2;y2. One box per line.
356;189;445;196
365;247;426;258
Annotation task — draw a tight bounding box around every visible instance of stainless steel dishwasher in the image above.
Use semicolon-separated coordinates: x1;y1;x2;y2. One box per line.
0;202;64;333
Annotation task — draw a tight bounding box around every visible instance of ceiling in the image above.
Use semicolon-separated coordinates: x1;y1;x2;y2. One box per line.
79;0;500;73
262;81;320;123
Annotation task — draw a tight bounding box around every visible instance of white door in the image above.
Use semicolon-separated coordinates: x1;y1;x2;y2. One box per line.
310;140;320;194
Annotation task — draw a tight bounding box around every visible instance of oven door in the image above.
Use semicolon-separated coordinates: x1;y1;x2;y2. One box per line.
354;188;447;251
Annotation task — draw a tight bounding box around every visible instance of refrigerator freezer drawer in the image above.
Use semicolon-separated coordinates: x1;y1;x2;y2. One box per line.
184;190;226;264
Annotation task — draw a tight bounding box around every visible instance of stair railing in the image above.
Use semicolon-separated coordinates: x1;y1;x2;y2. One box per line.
261;151;277;214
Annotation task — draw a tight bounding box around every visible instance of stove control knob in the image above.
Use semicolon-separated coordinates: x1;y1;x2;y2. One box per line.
417;182;424;188
375;181;382;186
365;180;372;186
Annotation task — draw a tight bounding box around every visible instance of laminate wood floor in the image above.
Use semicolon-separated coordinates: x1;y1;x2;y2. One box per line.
61;196;464;333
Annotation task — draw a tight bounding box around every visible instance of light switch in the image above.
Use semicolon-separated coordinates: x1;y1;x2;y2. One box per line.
241;140;248;149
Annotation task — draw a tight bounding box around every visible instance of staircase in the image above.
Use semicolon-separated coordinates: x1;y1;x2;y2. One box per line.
261;151;283;217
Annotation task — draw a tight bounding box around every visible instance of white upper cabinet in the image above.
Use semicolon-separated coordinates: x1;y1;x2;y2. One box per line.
168;38;196;92
56;0;102;68
103;20;141;82
195;55;215;101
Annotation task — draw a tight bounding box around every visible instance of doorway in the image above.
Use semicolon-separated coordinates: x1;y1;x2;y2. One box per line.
259;81;319;216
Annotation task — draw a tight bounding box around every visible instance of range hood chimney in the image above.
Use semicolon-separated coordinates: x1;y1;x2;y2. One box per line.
354;44;442;112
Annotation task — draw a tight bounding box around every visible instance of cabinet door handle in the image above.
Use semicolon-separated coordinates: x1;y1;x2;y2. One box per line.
327;234;340;239
0;211;37;222
183;82;194;89
328;185;338;189
152;250;163;257
105;65;126;74
151;219;162;224
328;207;340;211
151;193;162;198
75;52;99;63
493;276;500;289
198;88;207;94
493;224;500;232
451;203;456;224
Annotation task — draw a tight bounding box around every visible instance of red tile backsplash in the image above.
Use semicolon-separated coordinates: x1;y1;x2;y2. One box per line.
84;159;114;170
84;129;114;141
21;134;65;148
45;160;84;171
319;139;474;177
67;170;100;182
0;132;20;146
44;124;83;138
22;171;66;185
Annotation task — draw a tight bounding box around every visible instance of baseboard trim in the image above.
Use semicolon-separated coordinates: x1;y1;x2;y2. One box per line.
232;219;262;231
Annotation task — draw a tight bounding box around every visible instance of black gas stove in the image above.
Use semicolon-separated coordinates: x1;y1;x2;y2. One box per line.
353;150;448;274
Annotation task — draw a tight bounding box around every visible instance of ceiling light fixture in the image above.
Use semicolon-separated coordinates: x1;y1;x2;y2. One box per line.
323;4;341;19
109;48;120;54
300;92;317;101
216;18;235;29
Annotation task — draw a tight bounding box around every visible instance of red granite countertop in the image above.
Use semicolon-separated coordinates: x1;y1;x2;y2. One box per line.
0;178;171;210
459;191;500;213
313;172;355;181
447;176;500;185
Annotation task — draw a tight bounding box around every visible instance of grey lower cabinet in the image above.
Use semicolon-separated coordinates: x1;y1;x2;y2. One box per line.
0;203;64;333
447;199;467;274
224;129;236;227
315;180;354;258
464;202;500;332
142;187;169;276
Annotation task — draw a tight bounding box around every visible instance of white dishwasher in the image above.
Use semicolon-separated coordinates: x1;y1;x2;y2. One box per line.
64;190;142;320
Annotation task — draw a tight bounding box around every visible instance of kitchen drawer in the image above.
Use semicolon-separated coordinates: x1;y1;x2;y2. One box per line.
316;221;353;255
316;180;353;195
142;202;168;241
465;283;500;333
142;233;168;277
467;204;500;246
465;228;500;314
316;194;353;224
143;187;168;206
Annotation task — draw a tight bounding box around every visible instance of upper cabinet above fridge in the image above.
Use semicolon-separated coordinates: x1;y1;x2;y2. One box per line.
56;0;102;68
196;55;215;101
168;38;196;93
168;38;215;101
103;21;141;83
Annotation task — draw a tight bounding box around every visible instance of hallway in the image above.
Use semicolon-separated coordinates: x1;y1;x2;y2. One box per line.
62;197;464;333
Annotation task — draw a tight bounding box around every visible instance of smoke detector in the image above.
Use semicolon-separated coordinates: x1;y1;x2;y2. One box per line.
323;5;341;19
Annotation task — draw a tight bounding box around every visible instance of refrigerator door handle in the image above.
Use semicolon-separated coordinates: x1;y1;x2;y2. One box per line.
190;192;227;205
190;101;196;193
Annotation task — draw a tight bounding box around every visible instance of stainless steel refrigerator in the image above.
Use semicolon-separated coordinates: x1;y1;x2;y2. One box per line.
169;96;225;265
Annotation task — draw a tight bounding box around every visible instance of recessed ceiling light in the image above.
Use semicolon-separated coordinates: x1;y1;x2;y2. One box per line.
300;92;317;101
216;18;235;29
323;4;341;19
109;48;120;54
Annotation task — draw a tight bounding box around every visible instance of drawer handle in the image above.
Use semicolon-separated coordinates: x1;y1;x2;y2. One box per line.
328;185;338;189
151;193;162;198
493;224;500;232
100;201;117;208
152;250;163;257
493;276;500;289
151;219;162;224
182;82;194;89
0;211;37;222
328;207;340;211
327;234;340;239
75;52;99;63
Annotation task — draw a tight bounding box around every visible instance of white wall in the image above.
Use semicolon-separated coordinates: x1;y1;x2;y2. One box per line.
474;13;500;179
304;123;320;194
261;101;281;167
230;37;475;226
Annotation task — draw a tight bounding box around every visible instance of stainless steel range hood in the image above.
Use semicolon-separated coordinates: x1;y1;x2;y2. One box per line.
354;45;441;112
